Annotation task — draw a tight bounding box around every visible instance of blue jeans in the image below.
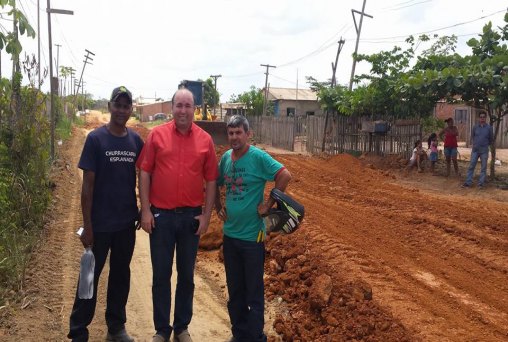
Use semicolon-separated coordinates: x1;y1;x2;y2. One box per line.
68;225;136;341
223;235;267;342
465;146;489;186
150;206;201;339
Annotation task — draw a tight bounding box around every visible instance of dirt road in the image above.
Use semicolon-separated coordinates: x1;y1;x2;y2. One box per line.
1;116;507;341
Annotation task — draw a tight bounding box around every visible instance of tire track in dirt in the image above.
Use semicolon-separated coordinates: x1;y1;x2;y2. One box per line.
271;153;508;341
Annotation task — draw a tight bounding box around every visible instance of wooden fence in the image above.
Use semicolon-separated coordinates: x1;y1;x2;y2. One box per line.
306;116;421;158
227;114;422;158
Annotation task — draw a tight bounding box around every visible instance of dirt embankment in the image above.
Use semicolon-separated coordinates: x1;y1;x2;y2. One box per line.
1;116;507;341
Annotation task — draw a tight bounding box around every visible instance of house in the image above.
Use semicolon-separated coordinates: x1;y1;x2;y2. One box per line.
136;101;172;122
264;87;322;117
434;101;508;148
221;102;247;117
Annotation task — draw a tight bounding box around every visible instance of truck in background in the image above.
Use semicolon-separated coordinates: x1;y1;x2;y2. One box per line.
178;79;227;145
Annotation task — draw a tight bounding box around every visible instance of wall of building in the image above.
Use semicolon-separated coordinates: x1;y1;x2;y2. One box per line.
137;101;172;122
275;100;322;117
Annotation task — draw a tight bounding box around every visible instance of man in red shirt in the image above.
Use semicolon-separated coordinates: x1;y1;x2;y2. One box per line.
138;88;218;342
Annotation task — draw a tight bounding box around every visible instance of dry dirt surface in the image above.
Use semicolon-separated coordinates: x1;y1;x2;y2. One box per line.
1;116;507;342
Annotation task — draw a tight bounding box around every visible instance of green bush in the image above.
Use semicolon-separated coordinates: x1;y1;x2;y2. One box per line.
0;79;51;305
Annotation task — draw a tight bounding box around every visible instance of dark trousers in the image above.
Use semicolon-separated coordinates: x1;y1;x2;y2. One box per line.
68;225;136;340
150;207;201;339
223;235;267;342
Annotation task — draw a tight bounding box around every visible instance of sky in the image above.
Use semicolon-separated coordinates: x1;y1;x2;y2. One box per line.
1;0;506;103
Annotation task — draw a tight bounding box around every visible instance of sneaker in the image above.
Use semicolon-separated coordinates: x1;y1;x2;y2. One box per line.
174;330;192;342
461;183;470;188
106;329;134;342
152;334;168;342
478;184;485;189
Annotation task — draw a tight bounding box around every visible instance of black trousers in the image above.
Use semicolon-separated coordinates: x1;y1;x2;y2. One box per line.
67;225;135;341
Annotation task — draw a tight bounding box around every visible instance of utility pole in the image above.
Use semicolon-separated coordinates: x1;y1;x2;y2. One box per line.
11;0;21;129
37;0;41;88
323;39;346;152
70;67;75;96
261;64;276;116
55;44;61;77
331;38;345;87
349;0;372;91
73;49;94;109
209;74;221;118
47;1;73;160
81;81;86;111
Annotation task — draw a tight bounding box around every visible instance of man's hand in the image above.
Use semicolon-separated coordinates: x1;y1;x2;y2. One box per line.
194;213;211;235
141;208;155;234
258;202;271;216
80;227;94;249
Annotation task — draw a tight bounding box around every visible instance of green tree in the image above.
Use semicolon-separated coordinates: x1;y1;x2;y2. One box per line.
230;86;267;116
404;13;508;178
203;78;220;108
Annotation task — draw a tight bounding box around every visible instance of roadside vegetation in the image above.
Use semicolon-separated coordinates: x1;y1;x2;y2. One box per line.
0;2;88;310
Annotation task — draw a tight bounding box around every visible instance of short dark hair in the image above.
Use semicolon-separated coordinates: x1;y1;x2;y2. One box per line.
479;111;487;118
227;115;249;132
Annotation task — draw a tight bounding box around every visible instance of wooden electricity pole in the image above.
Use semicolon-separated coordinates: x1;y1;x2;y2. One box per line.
349;0;373;91
322;39;346;152
209;74;222;118
261;64;276;116
47;1;73;159
73;49;94;109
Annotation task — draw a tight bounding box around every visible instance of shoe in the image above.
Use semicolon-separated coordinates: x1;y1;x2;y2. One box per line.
478;184;485;189
174;330;192;342
152;334;168;342
106;329;134;342
461;183;470;188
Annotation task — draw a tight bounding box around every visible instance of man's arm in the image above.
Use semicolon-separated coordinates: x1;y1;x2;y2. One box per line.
258;168;292;215
196;180;216;235
81;170;95;248
139;170;154;233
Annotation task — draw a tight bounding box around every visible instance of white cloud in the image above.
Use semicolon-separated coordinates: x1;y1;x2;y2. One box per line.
2;0;506;103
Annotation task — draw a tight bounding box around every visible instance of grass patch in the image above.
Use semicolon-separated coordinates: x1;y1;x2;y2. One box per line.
142;119;168;129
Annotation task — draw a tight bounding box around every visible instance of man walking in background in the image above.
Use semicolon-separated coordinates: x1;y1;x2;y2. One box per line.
138;88;218;342
68;86;143;342
462;111;494;188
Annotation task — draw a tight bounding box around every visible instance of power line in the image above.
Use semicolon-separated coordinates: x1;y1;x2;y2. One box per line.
277;23;353;68
357;8;506;42
378;0;432;12
53;15;79;67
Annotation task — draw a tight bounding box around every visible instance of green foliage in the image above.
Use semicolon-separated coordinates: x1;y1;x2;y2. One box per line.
0;67;51;303
202;78;220;107
306;76;349;114
421;116;445;138
230;86;269;116
0;2;35;55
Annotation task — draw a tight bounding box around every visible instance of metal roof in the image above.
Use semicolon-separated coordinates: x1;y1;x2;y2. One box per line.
266;87;318;101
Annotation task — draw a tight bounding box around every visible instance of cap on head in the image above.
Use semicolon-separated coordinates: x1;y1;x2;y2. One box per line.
110;86;132;104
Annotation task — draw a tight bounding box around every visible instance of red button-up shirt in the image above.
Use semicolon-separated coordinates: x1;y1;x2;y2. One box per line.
138;121;218;209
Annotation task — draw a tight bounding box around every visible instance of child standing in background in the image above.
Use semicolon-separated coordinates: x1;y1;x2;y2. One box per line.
428;133;438;174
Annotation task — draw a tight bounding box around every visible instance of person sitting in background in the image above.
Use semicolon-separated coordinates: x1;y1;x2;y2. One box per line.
406;140;425;173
